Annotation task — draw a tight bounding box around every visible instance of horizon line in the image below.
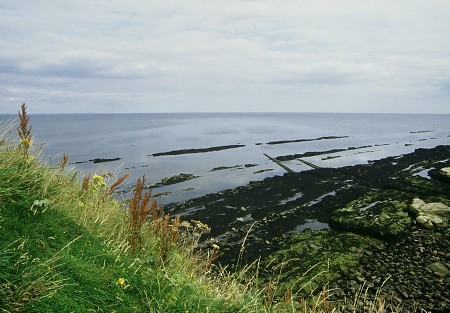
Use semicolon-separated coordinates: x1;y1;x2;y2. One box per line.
1;111;449;115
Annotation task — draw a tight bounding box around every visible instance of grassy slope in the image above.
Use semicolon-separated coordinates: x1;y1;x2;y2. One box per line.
0;136;267;312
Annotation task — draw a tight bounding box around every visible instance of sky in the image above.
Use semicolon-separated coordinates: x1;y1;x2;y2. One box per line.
1;0;450;114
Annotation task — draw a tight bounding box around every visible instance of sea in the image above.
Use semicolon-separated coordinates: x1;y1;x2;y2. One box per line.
1;113;450;204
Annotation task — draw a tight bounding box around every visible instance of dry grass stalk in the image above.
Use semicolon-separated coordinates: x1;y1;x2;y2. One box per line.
151;212;180;262
128;175;150;252
104;173;130;197
263;279;276;307
126;175;183;260
82;173;91;194
236;221;256;268
81;173;91;192
151;199;163;220
17;103;32;160
59;153;69;172
283;287;292;303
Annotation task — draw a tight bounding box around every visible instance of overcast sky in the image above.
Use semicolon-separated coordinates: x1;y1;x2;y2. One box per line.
1;1;449;114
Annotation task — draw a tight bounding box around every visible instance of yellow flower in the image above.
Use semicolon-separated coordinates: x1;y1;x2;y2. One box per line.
111;199;120;209
20;138;33;147
116;277;128;289
92;174;106;190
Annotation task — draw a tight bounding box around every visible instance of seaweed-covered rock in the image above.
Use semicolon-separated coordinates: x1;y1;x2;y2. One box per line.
428;262;449;278
330;191;412;239
157;173;199;186
263;229;384;296
410;198;450;229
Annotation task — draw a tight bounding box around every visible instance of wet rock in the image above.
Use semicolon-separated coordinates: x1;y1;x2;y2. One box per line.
263;229;383;297
360;255;369;265
156;173;200;187
440;167;450;177
90;157;121;163
410;198;450;229
152;144;246;156
416;215;441;229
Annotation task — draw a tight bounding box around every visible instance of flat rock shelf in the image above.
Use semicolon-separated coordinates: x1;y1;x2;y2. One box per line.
167;145;450;312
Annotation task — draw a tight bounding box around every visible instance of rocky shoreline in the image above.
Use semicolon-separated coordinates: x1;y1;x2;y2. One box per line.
167;145;450;312
332;226;450;312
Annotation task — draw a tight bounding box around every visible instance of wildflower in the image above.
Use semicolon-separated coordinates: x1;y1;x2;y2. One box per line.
116;277;128;289
111;199;120;209
92;174;106;190
191;220;211;233
20;138;33;147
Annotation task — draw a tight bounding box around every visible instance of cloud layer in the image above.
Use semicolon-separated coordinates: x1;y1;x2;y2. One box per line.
1;1;450;113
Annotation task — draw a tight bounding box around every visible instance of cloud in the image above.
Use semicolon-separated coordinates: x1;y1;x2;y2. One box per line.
1;0;450;113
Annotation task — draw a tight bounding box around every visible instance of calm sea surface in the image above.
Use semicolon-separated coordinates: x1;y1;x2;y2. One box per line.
1;113;450;204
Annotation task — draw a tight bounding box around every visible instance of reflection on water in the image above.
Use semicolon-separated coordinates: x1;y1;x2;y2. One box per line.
1;112;449;204
288;219;329;234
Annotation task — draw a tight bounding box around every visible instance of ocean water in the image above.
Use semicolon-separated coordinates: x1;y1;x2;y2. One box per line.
1;112;450;204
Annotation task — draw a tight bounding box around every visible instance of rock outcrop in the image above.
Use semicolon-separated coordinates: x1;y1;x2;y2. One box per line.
410;198;450;229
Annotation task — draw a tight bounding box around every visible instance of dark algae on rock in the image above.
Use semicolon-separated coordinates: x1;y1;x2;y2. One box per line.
157;173;199;186
275;145;372;161
152;144;246;156
74;157;122;164
265;135;349;145
168;145;450;312
264;229;385;297
209;164;258;172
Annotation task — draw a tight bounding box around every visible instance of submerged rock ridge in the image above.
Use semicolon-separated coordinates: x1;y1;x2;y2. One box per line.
152;144;245;156
168;145;450;312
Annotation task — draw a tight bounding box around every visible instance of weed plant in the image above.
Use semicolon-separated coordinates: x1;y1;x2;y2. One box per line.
0;104;408;312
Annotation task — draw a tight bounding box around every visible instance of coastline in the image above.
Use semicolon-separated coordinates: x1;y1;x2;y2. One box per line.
168;145;450;312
